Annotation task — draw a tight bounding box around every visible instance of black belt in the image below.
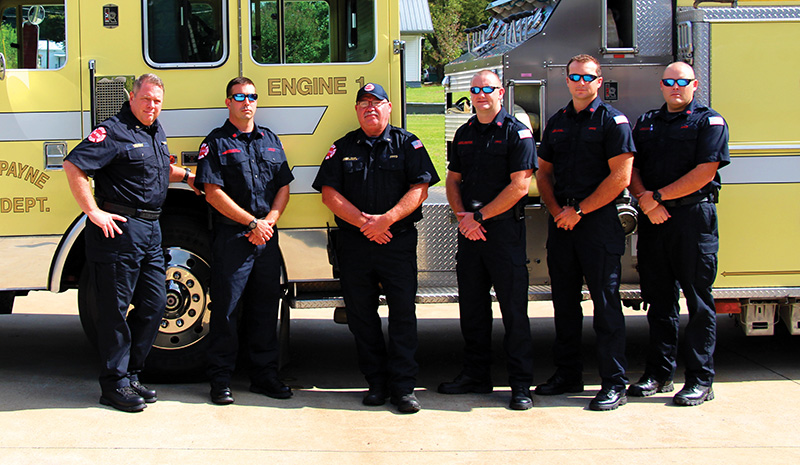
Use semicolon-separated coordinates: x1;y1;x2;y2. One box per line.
661;193;714;208
98;200;161;221
557;197;585;207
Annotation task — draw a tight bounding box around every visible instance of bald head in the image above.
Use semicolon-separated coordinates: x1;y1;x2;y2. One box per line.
662;61;695;80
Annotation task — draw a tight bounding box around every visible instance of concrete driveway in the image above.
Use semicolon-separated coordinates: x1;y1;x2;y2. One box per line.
1;291;799;464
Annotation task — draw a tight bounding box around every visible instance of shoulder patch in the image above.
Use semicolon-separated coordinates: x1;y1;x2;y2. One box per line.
518;128;533;139
325;144;337;160
613;115;629;125
88;127;107;143
198;143;209;160
708;116;725;126
411;139;424;149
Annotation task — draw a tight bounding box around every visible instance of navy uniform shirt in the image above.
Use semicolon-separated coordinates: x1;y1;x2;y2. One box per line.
539;98;635;201
633;99;729;196
448;107;536;212
65;102;170;210
195;120;294;219
312;124;440;233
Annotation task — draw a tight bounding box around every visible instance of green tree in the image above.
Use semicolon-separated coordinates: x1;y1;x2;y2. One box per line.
1;22;18;68
423;0;491;82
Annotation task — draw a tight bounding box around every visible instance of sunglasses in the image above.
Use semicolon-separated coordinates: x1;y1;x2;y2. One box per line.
568;74;599;83
356;99;389;108
469;86;499;95
661;78;694;87
228;93;258;102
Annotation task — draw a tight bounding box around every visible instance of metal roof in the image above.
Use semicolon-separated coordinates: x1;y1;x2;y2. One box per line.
400;0;434;34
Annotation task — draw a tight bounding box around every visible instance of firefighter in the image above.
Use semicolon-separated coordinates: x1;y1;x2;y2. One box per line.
438;70;536;410
535;54;634;411
628;61;729;406
312;83;439;414
63;74;196;412
195;77;294;405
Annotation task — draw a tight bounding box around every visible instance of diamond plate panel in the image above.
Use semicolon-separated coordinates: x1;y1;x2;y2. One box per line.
417;202;458;288
636;0;673;57
700;6;800;22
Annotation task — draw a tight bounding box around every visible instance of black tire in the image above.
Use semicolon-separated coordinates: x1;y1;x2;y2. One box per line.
77;215;213;382
0;291;15;314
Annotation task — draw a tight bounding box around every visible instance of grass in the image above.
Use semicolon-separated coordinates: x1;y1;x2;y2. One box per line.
406;84;445;104
406;114;446;182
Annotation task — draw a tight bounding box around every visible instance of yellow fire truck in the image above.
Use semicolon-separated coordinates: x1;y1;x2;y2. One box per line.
0;0;407;375
444;0;800;336
2;0;799;378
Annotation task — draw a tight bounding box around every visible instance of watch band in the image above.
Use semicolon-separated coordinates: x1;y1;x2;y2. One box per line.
653;190;662;203
473;211;484;224
574;205;584;217
182;167;191;183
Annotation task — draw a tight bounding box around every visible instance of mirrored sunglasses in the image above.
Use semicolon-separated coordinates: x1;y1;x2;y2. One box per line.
568;74;599;83
228;93;258;102
661;78;694;87
469;86;499;95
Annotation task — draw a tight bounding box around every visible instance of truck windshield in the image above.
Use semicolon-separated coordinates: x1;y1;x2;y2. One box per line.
251;0;375;64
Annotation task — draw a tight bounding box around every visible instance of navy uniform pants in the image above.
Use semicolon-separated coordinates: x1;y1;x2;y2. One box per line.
546;204;628;389
637;202;718;386
455;217;533;388
337;228;419;396
86;218;166;391
207;224;282;385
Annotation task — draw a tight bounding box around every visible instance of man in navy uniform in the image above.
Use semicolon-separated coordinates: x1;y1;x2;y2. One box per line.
535;54;635;411
64;74;196;412
437;70;537;410
312;83;439;414
628;61;729;406
195;77;294;405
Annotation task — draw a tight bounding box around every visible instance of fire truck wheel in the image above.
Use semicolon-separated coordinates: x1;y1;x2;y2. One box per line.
77;215;213;382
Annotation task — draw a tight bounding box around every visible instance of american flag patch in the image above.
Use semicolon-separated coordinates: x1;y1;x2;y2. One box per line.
614;115;629;125
708;116;724;126
198;143;209;159
325;144;337;160
411;139;424;149
518;129;533;139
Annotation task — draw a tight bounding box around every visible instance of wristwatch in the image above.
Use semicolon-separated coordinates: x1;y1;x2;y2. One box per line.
182;167;191;183
574;205;585;217
473;211;484;224
652;190;663;204
247;218;258;230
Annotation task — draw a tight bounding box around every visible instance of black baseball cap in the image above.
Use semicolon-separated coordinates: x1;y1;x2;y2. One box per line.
356;83;389;102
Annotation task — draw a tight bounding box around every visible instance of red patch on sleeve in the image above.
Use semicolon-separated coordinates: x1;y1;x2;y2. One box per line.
198;143;209;160
325;144;337;160
88;127;107;143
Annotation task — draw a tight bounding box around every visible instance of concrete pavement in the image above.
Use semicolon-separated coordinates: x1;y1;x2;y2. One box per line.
1;290;799;464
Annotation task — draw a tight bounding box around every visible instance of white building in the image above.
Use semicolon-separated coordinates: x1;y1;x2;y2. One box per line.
400;0;434;87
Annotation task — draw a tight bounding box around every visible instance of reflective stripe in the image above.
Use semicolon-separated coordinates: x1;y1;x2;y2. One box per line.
1;106;328;141
158;106;327;137
724;155;800;184
0;111;82;141
289;165;321;194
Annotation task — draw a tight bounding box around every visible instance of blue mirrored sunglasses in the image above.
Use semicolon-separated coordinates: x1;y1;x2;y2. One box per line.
568;74;599;83
661;78;694;87
228;93;258;102
469;86;499;95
